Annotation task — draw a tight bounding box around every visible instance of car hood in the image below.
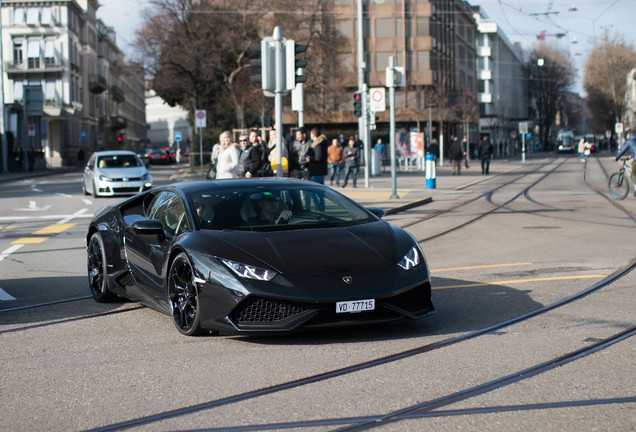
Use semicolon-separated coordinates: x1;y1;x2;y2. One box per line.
97;167;148;178
196;221;397;276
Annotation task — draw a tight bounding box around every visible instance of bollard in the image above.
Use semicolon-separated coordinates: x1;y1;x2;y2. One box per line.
425;153;436;189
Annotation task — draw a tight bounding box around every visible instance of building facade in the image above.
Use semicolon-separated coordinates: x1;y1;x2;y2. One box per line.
1;0;146;169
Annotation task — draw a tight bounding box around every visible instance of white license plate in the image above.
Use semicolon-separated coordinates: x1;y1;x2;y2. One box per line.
336;299;375;313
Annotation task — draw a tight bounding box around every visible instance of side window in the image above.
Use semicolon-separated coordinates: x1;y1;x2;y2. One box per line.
147;191;189;237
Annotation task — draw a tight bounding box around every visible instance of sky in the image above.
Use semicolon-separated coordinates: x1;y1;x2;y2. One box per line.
96;0;636;95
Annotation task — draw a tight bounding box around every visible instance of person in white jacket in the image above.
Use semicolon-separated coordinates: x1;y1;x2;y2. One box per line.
215;131;240;179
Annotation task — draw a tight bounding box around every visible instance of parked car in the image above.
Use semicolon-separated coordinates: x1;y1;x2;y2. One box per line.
137;148;153;166
83;150;152;197
86;179;435;336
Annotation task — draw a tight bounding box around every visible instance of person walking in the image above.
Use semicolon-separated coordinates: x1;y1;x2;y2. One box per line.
215;131;240;179
478;136;494;175
328;138;344;186
448;136;464;175
291;127;311;180
245;128;264;178
342;137;360;188
307;128;329;184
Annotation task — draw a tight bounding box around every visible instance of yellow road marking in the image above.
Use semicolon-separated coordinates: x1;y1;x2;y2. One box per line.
0;225;16;231
33;223;76;235
434;274;606;290
12;237;48;244
432;262;532;272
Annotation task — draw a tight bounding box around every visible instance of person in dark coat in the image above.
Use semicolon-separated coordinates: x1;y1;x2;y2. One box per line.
342;137;360;188
448;136;464;175
478;136;494;175
308;128;329;184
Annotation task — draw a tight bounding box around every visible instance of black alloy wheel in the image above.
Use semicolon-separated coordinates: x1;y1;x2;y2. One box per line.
168;253;204;336
87;232;115;302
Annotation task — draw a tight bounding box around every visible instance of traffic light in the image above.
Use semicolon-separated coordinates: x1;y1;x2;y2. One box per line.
117;134;124;145
353;92;362;118
285;40;307;90
249;40;275;91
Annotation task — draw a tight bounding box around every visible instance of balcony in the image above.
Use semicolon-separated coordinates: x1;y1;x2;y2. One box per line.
111;116;127;130
110;85;125;103
89;74;108;93
5;60;64;76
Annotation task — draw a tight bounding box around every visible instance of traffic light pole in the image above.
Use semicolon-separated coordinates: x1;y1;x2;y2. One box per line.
356;0;370;188
273;27;284;178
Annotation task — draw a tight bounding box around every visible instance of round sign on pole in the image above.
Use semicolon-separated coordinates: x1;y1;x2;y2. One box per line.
369;87;386;112
195;110;207;128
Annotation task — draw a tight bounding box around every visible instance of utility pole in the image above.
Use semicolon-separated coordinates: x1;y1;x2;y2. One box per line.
0;18;8;173
356;0;370;188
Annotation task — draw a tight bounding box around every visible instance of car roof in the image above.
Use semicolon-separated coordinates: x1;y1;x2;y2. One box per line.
157;178;319;194
93;150;138;157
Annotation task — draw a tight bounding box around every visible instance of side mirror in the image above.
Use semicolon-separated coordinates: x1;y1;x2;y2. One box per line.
132;219;165;236
366;207;386;219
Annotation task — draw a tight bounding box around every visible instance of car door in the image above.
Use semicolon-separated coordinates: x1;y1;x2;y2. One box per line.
125;191;191;309
84;154;95;192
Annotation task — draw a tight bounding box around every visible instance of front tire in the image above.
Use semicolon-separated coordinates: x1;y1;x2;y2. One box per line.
609;172;629;200
168;253;204;336
87;232;115;302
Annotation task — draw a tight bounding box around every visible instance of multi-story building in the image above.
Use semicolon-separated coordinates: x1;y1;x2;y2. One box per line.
146;87;192;151
1;0;146;169
473;7;529;156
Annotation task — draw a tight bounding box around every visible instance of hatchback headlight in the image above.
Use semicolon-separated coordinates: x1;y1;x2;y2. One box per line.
398;246;421;270
221;258;277;281
99;175;113;182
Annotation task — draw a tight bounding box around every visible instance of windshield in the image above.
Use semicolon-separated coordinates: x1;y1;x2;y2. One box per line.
97;154;143;169
187;184;376;231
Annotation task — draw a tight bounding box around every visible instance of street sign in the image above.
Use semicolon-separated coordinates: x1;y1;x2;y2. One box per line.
615;122;623;134
80;130;87;140
195;110;207;128
369;87;386;112
175;131;182;142
519;122;528;134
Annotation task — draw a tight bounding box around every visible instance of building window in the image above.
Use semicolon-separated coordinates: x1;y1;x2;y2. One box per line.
44;41;56;65
376;52;391;71
416;17;430;36
45;80;56;102
14;81;24;102
27;41;41;69
41;7;52;25
336;19;352;39
26;8;39;25
375;18;393;38
13;41;23;65
417;51;430;70
14;7;25;24
339;52;354;73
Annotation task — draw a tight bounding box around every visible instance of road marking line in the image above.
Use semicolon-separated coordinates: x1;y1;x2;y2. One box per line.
434;274;606;290
432;262;532;272
57;208;88;224
0;214;93;221
0;287;16;301
33;223;76;235
12;237;48;244
0;244;24;262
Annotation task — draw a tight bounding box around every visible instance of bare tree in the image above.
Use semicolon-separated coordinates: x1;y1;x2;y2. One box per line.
584;31;636;133
527;44;575;148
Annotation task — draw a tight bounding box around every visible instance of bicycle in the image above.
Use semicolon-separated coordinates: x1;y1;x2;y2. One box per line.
608;158;634;200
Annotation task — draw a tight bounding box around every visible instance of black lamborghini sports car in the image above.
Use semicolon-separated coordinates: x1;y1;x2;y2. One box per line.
86;179;435;335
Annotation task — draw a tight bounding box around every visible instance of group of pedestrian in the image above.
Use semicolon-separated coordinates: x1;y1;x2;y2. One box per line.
208;127;362;188
448;136;494;176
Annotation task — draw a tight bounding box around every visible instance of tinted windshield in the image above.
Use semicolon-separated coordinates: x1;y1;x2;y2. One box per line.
187;184;376;231
97;154;143;168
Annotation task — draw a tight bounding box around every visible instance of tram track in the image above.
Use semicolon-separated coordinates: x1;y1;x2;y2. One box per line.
81;258;636;432
585;156;636;222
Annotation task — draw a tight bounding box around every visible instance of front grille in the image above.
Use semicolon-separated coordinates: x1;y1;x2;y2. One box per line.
232;297;308;323
111;176;144;182
112;187;141;193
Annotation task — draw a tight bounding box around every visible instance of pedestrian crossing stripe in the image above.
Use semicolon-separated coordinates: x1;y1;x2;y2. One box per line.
12;237;48;244
33;223;76;235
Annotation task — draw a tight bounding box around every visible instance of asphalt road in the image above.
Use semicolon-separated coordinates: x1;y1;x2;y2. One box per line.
0;155;634;431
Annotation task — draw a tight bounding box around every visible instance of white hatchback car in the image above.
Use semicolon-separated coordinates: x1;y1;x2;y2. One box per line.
83;150;153;197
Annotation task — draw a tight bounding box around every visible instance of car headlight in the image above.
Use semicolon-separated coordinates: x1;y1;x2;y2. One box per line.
99;175;113;182
220;258;277;281
141;173;150;180
398;246;421;270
